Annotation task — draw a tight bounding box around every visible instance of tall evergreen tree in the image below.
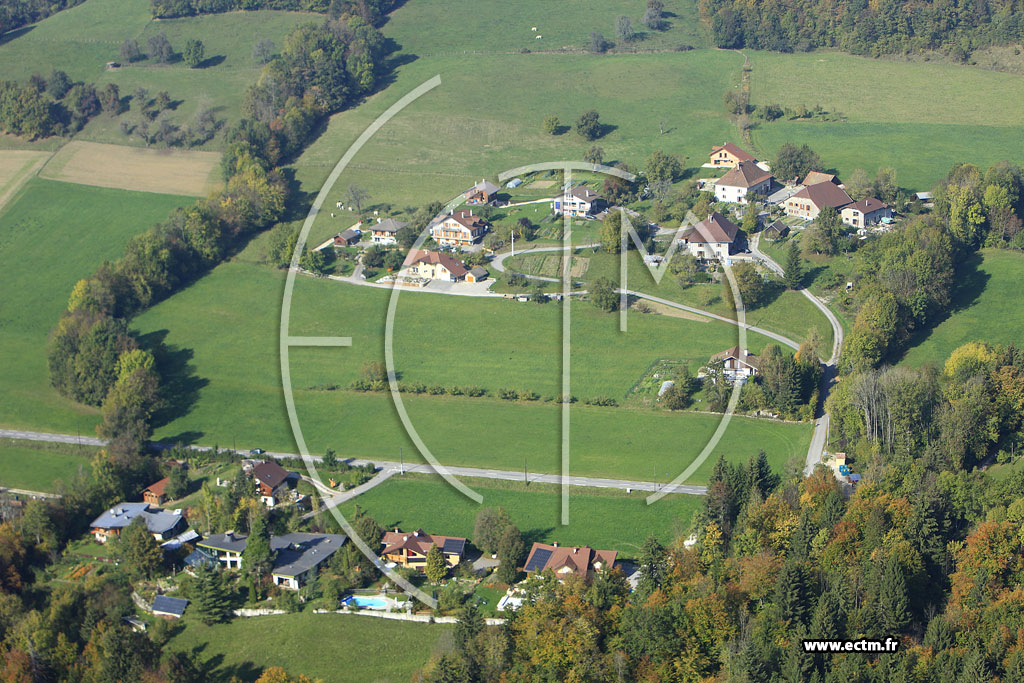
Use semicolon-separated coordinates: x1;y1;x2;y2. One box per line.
774;560;812;627
192;562;231;625
635;535;667;599
878;552;910;634
116;516;163;579
424;545;447;584
784;241;804;289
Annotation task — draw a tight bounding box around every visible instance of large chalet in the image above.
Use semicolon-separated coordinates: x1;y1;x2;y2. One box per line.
430;210;488;246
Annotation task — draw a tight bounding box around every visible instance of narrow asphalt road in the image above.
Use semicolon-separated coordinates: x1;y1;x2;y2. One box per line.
750;234;845;475
0;429;708;497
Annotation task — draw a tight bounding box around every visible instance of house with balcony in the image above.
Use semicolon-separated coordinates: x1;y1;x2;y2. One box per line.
522;542;617;580
430;210;488;246
708;345;760;383
680;212;739;261
370;218;408;244
380;529;466;570
90;503;187;544
553;185;603;218
714;161;773;204
466;179;499;205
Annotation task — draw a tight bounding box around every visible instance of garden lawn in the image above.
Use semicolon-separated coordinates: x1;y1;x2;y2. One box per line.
902;249;1024;367
0;179;190;434
0;441;94;492
338;474;704;556
167;611;446;682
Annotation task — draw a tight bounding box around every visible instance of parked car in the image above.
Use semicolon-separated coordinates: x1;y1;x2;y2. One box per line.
249;448;266;455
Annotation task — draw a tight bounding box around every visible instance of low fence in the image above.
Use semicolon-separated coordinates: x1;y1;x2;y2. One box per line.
313;608;504;626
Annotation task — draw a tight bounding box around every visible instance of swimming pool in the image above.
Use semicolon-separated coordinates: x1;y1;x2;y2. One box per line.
343;595;387;608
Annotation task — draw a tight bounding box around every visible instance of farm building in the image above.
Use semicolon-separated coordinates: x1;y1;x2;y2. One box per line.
467;266;488;282
370;218;408;244
141;477;169;506
784;182;853;220
762;220;790;240
333;229;361;246
801;171;841;187
522;542;617;579
680;212;739;260
714;161;773;204
381;529;466;570
466;179;499;204
430;210;488;246
708;142;756;168
841;197;892;227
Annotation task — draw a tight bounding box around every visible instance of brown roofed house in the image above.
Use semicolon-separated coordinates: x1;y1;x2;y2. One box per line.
401;250;470;281
714;161;773;204
381;529;467;570
430;209;488;246
709;142;756;168
709;345;760;382
142;478;170;506
522;542;617;579
680;211;740;261
783;182;853;220
251;461;292;507
333;228;361;246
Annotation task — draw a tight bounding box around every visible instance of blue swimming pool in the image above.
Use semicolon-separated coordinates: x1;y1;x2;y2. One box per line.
343;595;387;608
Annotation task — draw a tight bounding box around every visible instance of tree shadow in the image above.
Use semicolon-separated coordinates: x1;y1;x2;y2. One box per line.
196;54;226;69
902;252;989;352
596;123;618;139
0;25;34;47
136;329;209;430
521;527;555;546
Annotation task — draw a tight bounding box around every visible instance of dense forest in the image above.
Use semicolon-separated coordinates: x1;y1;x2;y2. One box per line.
0;0;85;36
411;160;1024;682
699;0;1024;58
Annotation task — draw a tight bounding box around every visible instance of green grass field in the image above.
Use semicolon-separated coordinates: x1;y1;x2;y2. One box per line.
0;440;94;492
747;51;1024;189
902;249;1024;367
129;259;811;482
382;0;708;56
339;474;703;555
167;612;446;682
0;0;315;149
0;178;190;434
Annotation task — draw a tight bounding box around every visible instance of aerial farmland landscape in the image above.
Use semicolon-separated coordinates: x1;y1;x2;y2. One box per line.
1;0;1024;680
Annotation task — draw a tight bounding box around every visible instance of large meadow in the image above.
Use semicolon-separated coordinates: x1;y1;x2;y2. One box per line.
3;0;1024;488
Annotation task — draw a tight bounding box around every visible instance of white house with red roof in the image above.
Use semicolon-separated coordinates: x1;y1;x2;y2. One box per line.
400;250;470;281
680;212;740;260
841;197;892;227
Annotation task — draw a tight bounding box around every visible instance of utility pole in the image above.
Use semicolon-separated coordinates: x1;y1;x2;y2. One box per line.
400;447;404;475
524;458;527;485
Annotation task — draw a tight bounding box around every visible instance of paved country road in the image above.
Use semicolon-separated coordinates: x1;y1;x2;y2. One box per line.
0;429;707;498
750;234;845;475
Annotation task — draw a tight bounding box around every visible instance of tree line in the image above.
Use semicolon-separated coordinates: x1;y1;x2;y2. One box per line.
701;0;1024;59
0;70;119;140
151;0;395;22
47;14;396;456
0;0;85;36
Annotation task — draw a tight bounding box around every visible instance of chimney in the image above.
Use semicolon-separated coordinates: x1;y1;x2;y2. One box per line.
469;209;473;216
552;542;558;547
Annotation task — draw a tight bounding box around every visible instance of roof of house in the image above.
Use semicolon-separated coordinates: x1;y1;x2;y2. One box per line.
142;477;169;499
252;461;290;491
522;542;617;577
470;179;500;196
711;142;756;163
407;250;469;278
801;171;839;186
151;595;189;616
198;531;249;553
270;532;347;578
90;503;184;535
681;212;739;244
373;218;408;233
569;185;601;203
763;220;789;235
469;266;488;278
442;209;487;231
843;197;890;214
337;228;361;241
790;182;853;210
381;529;467;558
717;160;772;189
711;345;760;369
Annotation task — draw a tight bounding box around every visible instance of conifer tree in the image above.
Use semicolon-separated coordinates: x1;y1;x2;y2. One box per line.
784;241;804;289
878;552;910;634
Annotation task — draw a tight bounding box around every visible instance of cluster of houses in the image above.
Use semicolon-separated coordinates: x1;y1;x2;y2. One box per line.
706;142;895;230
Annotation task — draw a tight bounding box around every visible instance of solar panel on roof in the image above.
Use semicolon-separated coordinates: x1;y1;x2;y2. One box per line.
524;548;552;573
151;595;188;616
441;538;465;555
